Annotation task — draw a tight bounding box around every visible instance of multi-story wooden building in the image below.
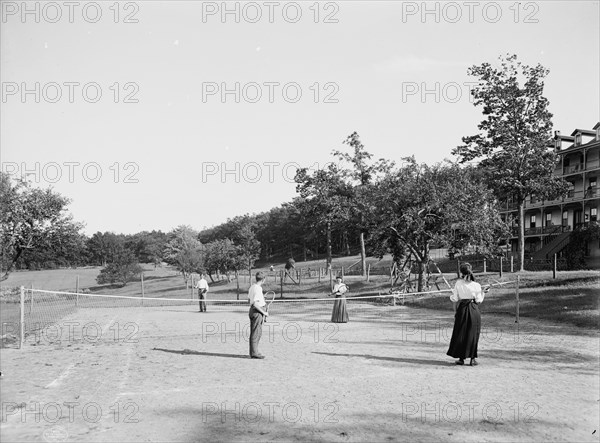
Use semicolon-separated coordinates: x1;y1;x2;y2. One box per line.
500;122;600;265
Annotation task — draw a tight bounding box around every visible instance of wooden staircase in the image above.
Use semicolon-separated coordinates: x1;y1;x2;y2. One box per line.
532;231;572;260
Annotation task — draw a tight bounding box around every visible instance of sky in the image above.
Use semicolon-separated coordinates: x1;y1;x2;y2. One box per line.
1;0;599;236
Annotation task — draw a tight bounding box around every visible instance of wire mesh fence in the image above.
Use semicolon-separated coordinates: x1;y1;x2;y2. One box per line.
2;277;520;349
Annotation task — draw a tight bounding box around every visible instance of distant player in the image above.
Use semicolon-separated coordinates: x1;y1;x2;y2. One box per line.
330;276;349;323
195;274;209;312
248;271;268;359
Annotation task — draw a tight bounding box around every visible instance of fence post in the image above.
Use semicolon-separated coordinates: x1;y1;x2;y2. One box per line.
515;275;520;324
28;283;34;316
329;270;333;292
20;286;25;349
510;256;514;273
141;272;145;306
318;268;321;283
499;257;503;278
367;264;371;282
553;253;557;279
236;270;240;300
280;270;284;299
483;258;486;273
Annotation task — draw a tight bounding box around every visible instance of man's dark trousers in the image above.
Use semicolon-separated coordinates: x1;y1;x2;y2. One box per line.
249;305;264;357
198;289;207;312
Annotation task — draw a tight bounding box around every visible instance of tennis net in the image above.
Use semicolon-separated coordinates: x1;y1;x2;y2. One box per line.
1;281;517;348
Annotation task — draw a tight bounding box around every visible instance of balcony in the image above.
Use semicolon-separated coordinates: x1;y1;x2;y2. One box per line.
585;188;599;199
524;225;565;236
564;189;585;202
501;187;596;212
563;164;584;174
585;159;600;170
562;159;599;175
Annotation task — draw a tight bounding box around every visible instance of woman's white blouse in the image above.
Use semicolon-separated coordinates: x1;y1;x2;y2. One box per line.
450;279;485;303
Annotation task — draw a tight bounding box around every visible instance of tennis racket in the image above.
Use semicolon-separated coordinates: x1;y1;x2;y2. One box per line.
330;283;348;296
264;291;276;322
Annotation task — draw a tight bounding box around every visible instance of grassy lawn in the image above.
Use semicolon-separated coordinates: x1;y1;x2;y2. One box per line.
403;271;599;330
2;262;598;330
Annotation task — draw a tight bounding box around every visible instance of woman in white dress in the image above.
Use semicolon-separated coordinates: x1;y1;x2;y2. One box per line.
330;276;349;323
447;263;490;366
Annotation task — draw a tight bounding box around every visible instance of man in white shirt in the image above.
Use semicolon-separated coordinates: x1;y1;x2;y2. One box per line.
248;271;268;359
195;274;209;312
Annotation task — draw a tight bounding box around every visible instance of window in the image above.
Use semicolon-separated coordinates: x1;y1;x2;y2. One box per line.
592;208;598;222
530;215;536;228
545;213;552;225
563;211;568;224
575;133;582;146
591;179;597;187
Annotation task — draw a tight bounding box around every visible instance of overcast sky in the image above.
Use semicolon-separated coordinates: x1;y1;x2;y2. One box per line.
1;0;599;235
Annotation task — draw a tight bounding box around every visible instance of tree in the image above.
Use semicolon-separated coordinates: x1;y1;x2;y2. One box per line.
86;232;126;266
163;226;204;284
371;160;508;291
453;54;569;271
237;224;261;272
0;172;84;280
125;230;167;266
203;239;241;282
295;164;352;269
96;249;143;287
333;132;394;275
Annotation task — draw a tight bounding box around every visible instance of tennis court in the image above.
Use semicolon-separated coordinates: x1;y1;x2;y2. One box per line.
1;291;598;442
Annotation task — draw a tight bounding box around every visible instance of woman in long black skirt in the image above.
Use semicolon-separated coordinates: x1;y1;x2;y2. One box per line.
447;263;490;366
330;276;349;323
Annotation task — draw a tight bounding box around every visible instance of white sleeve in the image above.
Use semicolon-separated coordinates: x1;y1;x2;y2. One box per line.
474;283;484;303
450;284;459;302
450;289;458;302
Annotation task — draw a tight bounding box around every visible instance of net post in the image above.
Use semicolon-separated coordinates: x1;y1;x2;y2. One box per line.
191;274;194;300
553;253;557;279
318;268;321;283
236;270;240;300
515;275;520;324
483;258;486;273
75;275;79;307
499;256;503;278
19;286;25;349
510;256;514;273
367;264;370;282
341;266;344;279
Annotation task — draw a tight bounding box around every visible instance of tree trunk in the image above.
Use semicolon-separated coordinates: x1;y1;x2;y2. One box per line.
416;260;425;293
326;221;332;268
359;231;366;276
345;231;351;256
416;242;429;293
518;200;525;272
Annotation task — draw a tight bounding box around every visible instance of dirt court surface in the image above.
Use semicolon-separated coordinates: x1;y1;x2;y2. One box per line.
1;302;598;442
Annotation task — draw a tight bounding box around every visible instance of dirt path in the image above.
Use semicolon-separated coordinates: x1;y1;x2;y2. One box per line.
1;303;598;442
